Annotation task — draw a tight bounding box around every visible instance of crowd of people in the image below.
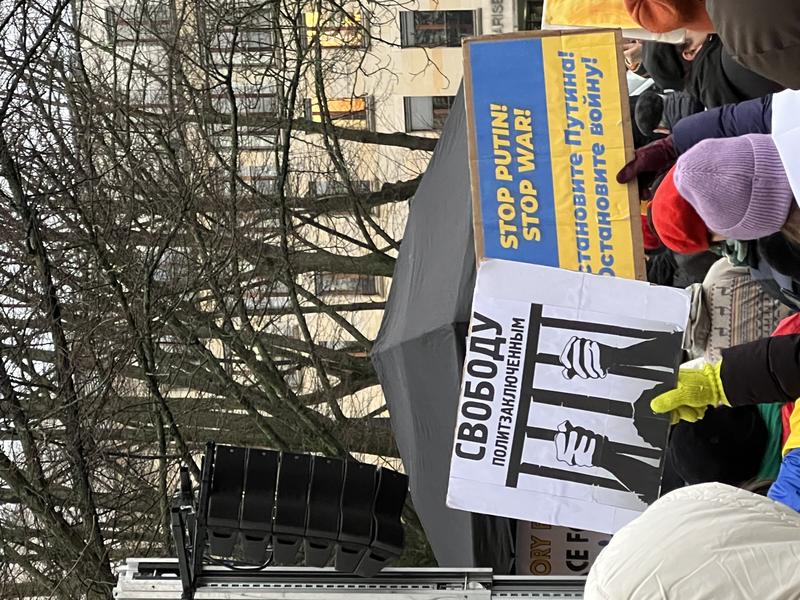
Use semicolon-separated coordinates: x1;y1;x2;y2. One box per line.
580;1;800;597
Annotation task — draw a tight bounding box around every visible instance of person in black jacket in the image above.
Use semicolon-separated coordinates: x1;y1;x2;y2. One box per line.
634;90;705;138
651;335;800;421
641;36;783;109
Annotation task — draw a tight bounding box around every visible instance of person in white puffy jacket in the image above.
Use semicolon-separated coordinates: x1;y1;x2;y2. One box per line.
584;482;800;599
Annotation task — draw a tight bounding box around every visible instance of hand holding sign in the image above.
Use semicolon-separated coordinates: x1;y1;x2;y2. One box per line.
616;136;678;185
554;421;599;467
559;336;607;380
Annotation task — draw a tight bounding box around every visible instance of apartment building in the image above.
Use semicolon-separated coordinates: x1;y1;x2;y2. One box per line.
76;0;542;425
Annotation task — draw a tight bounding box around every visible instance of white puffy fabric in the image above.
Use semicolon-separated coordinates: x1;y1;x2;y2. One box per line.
584;482;800;599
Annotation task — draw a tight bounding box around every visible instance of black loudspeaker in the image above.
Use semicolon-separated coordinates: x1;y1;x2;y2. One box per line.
239;448;279;564
304;456;345;567
356;467;408;576
335;461;376;573
272;452;312;564
179;443;408;580
206;446;246;557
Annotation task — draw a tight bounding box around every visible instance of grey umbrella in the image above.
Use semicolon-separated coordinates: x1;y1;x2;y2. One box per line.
372;87;514;571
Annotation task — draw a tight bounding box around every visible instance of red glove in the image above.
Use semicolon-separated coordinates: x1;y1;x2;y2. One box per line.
616;135;677;184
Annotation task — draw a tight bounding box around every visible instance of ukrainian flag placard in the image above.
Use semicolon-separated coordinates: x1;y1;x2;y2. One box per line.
464;30;644;280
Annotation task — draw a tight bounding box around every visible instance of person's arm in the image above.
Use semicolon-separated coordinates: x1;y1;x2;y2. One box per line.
767;449;800;511
650;335;800;424
616;95;772;183
720;335;800;407
768;401;800;511
672;95;773;154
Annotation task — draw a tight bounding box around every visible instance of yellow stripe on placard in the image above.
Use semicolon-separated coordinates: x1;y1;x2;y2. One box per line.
543;0;641;29
541;32;637;279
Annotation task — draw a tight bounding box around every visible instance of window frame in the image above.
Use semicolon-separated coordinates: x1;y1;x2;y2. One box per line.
399;10;479;48
403;95;455;132
314;272;380;296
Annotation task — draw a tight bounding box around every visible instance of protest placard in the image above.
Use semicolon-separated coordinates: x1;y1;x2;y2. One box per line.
463;30;645;280
446;259;690;534
515;521;611;576
541;0;685;43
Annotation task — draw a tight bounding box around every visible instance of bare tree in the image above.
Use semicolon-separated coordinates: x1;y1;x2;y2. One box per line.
0;0;443;594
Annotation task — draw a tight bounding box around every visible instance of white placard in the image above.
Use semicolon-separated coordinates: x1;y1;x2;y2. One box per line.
446;259;690;534
770;89;800;206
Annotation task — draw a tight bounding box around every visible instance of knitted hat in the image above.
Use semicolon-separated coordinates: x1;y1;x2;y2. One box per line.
625;0;714;33
674;134;794;241
634;90;664;136
651;166;709;254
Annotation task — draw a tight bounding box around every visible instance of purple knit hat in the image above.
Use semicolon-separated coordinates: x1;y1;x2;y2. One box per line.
673;134;794;241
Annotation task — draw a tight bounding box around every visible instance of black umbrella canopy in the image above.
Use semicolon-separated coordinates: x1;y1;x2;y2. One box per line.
372;87;513;571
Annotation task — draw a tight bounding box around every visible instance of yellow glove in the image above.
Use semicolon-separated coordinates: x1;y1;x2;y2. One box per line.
650;362;730;425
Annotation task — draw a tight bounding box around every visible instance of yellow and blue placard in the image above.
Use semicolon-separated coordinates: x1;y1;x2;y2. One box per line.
465;30;644;280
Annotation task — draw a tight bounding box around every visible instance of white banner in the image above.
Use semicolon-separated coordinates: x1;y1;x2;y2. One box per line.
446;260;690;533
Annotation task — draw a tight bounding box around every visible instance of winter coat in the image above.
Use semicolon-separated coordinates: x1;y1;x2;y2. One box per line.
672;94;773;154
720;334;800;408
584;483;800;600
661;91;705;130
641;41;687;92
707;0;800;90
686;35;784;109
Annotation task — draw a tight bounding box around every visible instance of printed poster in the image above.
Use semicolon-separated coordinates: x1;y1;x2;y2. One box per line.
463;30;645;280
515;521;611;576
446;259;690;534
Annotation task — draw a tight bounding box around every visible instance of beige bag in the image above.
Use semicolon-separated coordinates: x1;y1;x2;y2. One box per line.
682;258;790;362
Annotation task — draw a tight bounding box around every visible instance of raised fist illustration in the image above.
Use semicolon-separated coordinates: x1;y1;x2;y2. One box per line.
554;420;601;468
559;336;608;380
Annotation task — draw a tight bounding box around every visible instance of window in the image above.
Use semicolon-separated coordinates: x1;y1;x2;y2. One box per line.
208;4;274;64
213;127;277;152
157;335;188;354
304;96;372;130
314;273;379;296
304;5;368;48
213;27;273;52
318;338;355;350
105;7;136;42
153;248;192;284
308;179;371;196
399;10;476;48
404;96;455;131
239;163;277;194
523;0;544;30
242;280;290;310
211;82;277;115
128;83;170;108
105;0;172;44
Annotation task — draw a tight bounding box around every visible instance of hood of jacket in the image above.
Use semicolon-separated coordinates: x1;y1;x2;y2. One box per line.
688;36;784;109
585;482;800;600
707;0;800;89
662;91;704;130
